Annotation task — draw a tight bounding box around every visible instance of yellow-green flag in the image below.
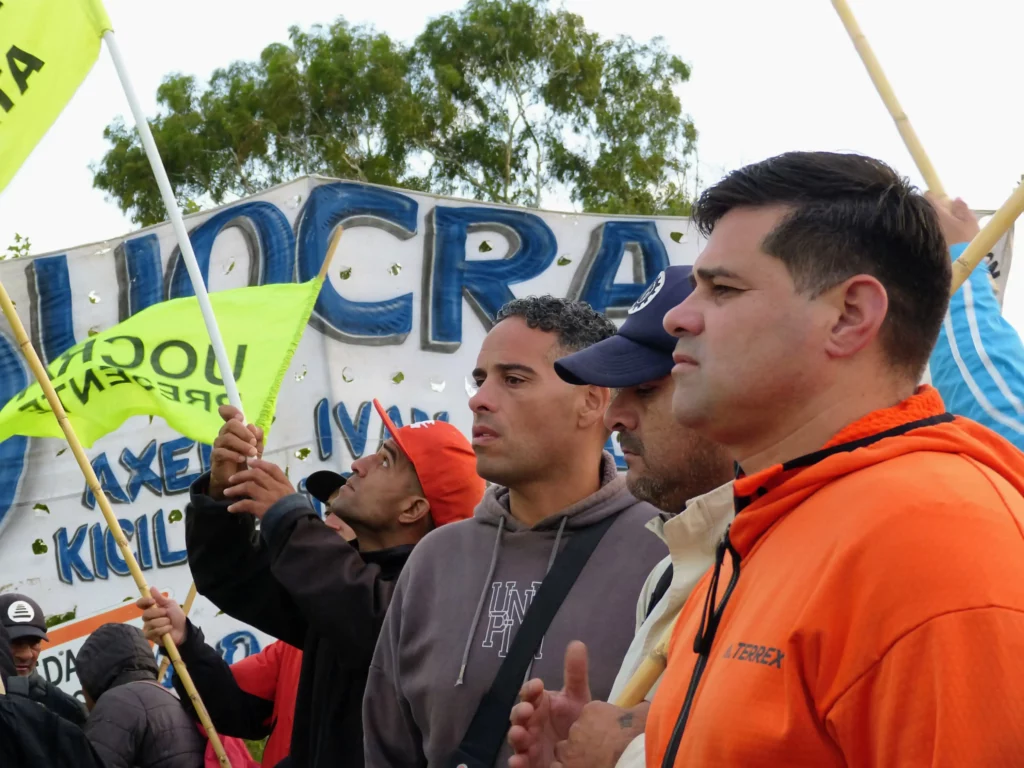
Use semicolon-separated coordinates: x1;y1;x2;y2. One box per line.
0;0;112;192
0;278;323;447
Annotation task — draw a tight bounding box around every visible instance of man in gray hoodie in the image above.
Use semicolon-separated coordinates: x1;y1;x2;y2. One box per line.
363;296;668;767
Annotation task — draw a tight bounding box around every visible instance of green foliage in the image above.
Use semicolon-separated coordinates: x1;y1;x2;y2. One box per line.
45;608;76;628
93;0;697;225
93;19;426;226
2;233;31;260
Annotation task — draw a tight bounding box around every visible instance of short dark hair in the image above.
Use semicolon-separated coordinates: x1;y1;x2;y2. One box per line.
693;151;949;378
495;296;616;355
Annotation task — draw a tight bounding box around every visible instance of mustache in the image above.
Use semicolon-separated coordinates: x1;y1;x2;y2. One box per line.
617;432;644;456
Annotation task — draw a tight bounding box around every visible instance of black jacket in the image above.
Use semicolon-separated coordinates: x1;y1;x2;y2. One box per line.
5;671;88;726
0;623;105;768
185;474;412;768
169;619;274;741
76;623;206;768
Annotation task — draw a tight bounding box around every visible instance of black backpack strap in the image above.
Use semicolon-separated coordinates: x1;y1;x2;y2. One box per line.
5;675;30;699
446;515;617;768
645;564;674;619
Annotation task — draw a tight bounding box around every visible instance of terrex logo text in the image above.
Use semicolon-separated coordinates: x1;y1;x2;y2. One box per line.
723;641;784;669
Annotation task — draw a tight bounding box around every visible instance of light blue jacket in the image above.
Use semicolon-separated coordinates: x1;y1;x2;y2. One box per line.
930;242;1024;449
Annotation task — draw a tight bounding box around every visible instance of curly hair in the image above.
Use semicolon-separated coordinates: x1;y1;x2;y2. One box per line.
494;296;616;354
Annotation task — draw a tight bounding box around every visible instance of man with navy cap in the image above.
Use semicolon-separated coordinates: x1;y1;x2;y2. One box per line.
0;593;88;725
507;266;735;768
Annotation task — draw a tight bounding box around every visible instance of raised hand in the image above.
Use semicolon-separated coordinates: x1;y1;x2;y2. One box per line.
508;641;592;768
208;405;264;500
138;586;186;647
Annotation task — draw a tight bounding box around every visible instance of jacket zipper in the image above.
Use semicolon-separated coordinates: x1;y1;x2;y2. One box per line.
660;527;742;768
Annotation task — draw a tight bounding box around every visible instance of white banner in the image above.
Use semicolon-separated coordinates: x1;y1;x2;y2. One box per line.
0;176;707;699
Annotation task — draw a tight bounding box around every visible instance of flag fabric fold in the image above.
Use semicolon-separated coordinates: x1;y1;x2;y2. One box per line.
0;278;323;447
0;0;113;193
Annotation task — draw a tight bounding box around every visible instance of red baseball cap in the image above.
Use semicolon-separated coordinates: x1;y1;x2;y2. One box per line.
373;399;485;527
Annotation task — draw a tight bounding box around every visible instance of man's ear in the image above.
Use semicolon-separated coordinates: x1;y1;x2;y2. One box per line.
822;275;888;360
578;385;611;430
397;496;431;527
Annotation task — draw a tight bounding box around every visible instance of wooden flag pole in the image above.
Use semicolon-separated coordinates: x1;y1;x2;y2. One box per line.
613;614;678;708
831;0;946;198
0;280;233;768
951;180;1024;294
153;224;345;682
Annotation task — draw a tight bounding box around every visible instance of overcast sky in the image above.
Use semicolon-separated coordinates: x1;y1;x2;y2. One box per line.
2;0;1023;323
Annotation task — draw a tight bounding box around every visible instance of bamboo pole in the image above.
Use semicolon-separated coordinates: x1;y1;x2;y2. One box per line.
613;614;679;708
0;281;232;767
831;0;946;198
153;224;344;681
951;180;1024;294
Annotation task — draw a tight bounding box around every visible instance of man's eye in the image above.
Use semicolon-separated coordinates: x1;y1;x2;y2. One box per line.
712;284;737;295
505;376;524;386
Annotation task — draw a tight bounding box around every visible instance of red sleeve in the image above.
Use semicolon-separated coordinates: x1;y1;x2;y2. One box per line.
230;640;284;702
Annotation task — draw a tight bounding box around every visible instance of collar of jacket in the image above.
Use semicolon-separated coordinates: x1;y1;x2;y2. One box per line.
361;543;415;576
729;385;954;557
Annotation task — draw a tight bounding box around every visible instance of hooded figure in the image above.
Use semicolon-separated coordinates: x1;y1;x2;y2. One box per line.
0;622;106;768
76;623;206;768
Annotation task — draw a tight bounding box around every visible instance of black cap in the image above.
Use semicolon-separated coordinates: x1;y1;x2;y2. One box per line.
305;471;347;505
0;594;48;643
555;265;694;387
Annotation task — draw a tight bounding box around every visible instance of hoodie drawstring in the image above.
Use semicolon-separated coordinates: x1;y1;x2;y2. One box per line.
456;516;505;685
523;517;568;682
454;515;570;687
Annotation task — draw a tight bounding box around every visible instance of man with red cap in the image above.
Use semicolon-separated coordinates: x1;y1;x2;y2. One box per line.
173;399;485;768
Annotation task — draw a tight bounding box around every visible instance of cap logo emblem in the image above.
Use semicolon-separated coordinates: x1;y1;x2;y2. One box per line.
628;271;666;315
7;600;35;623
408;421;436;429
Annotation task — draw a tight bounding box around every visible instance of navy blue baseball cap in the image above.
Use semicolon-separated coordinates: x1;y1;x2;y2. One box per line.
555;265;693;388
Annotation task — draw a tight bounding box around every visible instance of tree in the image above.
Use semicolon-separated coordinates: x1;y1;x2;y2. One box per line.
93;0;697;225
93;20;427;226
414;0;696;213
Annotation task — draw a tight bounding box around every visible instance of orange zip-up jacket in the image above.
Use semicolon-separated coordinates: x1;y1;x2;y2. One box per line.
646;387;1024;767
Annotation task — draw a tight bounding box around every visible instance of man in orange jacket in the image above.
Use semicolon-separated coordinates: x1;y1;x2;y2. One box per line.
645;151;1024;767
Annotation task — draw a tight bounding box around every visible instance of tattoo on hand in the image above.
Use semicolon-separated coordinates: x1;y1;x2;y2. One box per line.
618;712;634;729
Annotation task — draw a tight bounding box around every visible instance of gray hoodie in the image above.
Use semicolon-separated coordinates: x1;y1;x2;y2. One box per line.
363;453;667;767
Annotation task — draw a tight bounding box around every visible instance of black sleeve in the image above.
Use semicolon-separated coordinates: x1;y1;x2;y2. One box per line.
185;473;308;647
264;503;398;663
7;675;88;727
168;620;274;741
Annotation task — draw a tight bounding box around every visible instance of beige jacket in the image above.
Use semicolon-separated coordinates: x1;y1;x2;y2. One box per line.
610;481;736;768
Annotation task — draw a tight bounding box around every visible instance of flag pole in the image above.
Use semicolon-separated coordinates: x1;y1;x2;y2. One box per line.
0;282;233;767
101;30;244;419
613;614;678;708
154;224;345;682
951;179;1024;294
831;0;947;198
